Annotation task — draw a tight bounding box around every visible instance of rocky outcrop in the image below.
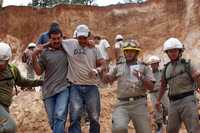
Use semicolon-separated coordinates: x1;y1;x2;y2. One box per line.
1;0;200;132
0;0;199;58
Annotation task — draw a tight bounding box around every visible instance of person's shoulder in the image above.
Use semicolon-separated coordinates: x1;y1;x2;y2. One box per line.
62;39;78;52
101;39;110;45
41;31;48;36
62;38;78;45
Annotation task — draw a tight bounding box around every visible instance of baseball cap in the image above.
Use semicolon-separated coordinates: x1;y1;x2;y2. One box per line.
76;24;90;37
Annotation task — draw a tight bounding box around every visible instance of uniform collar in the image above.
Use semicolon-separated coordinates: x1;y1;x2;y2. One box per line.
126;59;138;66
171;58;182;66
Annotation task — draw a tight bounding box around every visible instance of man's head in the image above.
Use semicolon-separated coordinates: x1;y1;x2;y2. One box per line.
75;24;90;47
147;55;160;71
123;40;141;62
94;35;101;45
163;37;184;61
0;42;12;71
115;34;123;42
48;27;63;49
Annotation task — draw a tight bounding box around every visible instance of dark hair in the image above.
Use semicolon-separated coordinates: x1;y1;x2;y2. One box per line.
48;27;63;38
49;21;60;30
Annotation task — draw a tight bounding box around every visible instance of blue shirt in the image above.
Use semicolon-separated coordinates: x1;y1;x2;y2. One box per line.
37;32;49;45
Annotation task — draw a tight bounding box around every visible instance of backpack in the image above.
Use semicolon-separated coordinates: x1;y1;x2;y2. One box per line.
22;52;28;63
163;59;193;83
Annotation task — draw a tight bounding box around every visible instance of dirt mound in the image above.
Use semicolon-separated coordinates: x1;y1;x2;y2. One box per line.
10;88;117;133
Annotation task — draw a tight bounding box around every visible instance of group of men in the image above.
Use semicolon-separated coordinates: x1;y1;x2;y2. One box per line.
0;20;200;133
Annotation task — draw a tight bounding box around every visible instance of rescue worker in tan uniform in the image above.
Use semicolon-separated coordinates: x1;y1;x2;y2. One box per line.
147;55;169;132
156;37;200;133
0;42;43;133
104;40;155;133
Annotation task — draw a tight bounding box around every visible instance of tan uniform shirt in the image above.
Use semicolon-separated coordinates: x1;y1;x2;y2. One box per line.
0;65;42;107
109;60;155;98
163;59;198;96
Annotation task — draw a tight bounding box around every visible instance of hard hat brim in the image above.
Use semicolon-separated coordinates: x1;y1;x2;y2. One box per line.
123;47;141;52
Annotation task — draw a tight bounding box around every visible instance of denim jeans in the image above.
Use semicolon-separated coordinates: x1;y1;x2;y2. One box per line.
44;88;70;133
68;85;100;133
0;104;16;133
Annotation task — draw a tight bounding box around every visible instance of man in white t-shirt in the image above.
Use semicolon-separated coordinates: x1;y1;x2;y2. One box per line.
62;24;106;133
94;35;112;64
114;34;124;63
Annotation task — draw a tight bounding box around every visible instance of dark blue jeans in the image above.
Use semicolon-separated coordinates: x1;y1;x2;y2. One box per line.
44;88;70;133
68;85;100;133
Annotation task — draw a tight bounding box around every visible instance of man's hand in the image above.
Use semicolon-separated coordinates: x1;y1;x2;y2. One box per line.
102;74;111;83
33;45;44;56
88;69;98;79
132;70;144;80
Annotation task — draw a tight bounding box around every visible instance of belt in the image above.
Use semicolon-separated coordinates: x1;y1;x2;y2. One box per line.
168;90;194;101
118;95;146;101
149;90;158;93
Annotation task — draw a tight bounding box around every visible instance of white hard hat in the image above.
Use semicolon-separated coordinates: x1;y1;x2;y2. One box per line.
28;42;36;48
147;55;161;64
163;37;184;52
76;24;90;37
115;34;123;41
0;42;12;61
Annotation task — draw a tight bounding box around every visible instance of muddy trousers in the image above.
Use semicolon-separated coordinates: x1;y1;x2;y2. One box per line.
0;104;16;133
168;95;200;133
112;98;151;133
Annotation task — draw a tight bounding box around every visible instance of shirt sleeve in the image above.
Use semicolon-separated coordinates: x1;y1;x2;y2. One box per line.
62;39;77;55
108;65;118;77
38;52;46;72
96;47;104;60
14;65;43;87
103;39;110;49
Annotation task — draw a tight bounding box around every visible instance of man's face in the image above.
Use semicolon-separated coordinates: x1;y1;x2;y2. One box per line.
124;50;137;61
0;60;8;71
150;62;159;71
49;33;62;49
166;49;180;61
77;36;89;47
